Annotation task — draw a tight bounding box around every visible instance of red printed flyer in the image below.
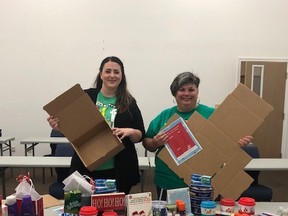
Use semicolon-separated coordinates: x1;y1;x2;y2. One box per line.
162;117;202;165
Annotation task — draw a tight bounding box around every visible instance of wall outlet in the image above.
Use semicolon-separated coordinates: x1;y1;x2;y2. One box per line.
11;146;16;152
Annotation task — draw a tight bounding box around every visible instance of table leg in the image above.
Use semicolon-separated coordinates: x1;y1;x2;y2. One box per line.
9;140;12;156
32;143;36;177
25;144;28;156
0;167;6;198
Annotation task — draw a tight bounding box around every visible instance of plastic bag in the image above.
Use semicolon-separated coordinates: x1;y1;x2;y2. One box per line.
63;171;94;195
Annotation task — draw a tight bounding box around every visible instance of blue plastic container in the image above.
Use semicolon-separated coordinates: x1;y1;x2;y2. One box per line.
200;200;216;216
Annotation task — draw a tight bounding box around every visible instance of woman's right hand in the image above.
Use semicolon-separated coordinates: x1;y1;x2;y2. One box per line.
143;131;168;152
47;116;60;130
152;132;168;148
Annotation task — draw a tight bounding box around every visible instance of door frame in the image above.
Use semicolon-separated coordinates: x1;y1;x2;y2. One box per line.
236;57;288;158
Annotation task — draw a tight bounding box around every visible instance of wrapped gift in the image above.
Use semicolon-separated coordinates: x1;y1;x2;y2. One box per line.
14;173;44;216
63;171;95;214
64;190;82;214
94;179;117;194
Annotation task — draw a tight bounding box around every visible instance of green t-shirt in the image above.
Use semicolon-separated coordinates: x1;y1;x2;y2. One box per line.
146;104;215;190
95;91;117;170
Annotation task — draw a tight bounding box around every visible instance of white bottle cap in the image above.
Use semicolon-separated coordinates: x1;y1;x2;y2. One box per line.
5;194;17;205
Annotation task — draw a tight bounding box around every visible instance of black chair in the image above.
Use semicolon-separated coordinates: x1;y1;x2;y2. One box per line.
42;129;63;183
48;130;74;199
240;145;273;201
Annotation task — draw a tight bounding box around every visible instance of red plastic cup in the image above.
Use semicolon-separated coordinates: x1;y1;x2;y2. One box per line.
79;206;98;216
238;197;255;215
220;198;235;213
102;211;118;216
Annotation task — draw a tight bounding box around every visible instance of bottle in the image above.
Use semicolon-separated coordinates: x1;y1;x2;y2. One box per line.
20;195;34;216
176;200;183;213
178;202;186;216
79;206;98;216
5;194;19;216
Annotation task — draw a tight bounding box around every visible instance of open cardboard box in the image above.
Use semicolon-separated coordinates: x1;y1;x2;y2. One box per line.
43;84;124;171
159;83;273;200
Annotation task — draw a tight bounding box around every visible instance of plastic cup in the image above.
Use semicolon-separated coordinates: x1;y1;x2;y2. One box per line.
238;197;255;215
102;211;118;216
200;200;216;216
152;200;167;216
79;206;98;216
220;198;235;213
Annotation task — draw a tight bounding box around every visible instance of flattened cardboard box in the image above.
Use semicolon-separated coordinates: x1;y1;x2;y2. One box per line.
43;84;124;171
159;83;273;200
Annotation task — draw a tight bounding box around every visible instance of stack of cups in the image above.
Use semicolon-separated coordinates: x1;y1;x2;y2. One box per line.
190;174;214;216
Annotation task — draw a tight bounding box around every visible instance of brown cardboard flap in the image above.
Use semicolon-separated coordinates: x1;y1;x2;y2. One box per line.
213;169;253;200
43;84;84;115
44;90;106;143
75;128;124;170
43;84;125;171
200;120;239;157
209;96;266;143
159;83;273;199
72;120;108;147
211;148;253;199
230;83;274;116
210;84;273;143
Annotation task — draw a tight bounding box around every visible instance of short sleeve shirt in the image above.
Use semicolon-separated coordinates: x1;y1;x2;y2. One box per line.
146;104;215;189
95;91;117;170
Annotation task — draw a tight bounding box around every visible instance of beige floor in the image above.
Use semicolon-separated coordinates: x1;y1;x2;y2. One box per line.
1;167;287;201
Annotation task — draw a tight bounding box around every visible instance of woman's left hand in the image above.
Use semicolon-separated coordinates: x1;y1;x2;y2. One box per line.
238;135;253;147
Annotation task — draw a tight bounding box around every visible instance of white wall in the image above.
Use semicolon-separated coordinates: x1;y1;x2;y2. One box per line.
1;0;288;156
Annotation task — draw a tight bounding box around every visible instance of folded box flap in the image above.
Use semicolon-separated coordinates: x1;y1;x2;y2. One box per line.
43;84;84;115
55;93;106;143
85;143;124;171
211;148;253;199
75;131;124;171
209;84;273;143
213;169;253;200
43;84;125;171
230;83;274;117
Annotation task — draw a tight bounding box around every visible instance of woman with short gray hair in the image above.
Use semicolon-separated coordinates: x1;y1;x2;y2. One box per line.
143;71;253;201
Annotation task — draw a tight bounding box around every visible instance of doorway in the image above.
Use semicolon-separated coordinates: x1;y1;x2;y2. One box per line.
237;58;288;158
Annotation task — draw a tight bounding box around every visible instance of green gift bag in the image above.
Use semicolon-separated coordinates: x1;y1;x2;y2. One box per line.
64;189;82;214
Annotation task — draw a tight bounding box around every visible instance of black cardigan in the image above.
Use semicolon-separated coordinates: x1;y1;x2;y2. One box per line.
70;87;145;191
